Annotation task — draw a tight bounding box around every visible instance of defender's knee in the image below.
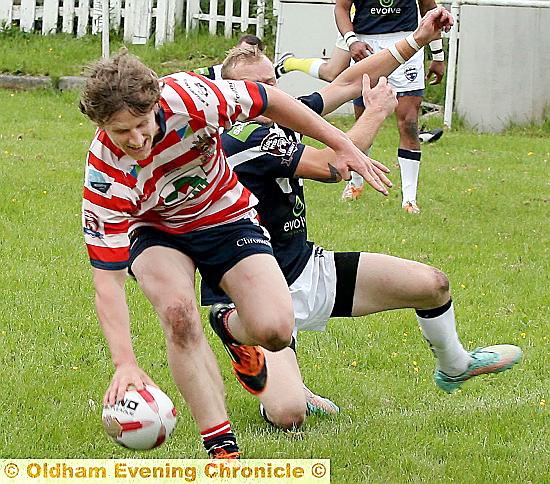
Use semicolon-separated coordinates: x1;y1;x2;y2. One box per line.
427;267;451;303
266;405;306;430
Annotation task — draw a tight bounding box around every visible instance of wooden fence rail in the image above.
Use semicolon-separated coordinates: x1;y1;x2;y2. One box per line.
0;0;271;46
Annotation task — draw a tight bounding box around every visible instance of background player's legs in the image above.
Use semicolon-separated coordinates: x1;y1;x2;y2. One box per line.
341;101;367;200
275;45;351;82
395;93;422;213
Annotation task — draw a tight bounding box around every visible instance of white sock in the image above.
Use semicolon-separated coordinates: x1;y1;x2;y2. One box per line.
416;302;471;376
309;59;326;79
398;149;420;206
349;171;364;187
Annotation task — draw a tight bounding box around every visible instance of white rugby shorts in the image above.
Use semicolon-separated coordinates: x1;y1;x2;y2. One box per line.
290;246;337;333
341;30;425;93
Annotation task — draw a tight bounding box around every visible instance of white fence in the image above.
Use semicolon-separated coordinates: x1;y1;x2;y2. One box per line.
0;0;271;46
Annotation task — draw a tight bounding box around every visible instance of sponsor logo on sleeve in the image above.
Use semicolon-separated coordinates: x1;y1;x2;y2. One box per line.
83;209;104;239
87;168;113;194
183;77;210;105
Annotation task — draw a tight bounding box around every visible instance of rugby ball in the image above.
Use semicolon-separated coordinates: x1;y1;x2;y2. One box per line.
102;385;177;450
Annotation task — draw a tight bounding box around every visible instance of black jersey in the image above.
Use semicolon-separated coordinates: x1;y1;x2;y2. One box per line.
352;0;419;34
200;92;324;305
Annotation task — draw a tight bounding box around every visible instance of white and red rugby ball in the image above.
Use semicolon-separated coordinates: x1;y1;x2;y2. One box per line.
102;385;177;450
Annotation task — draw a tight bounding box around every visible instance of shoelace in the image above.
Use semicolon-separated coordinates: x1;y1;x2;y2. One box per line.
211;449;241;459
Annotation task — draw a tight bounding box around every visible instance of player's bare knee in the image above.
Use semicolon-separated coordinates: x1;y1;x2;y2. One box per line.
247;311;293;350
259;325;293;351
162;301;203;348
428;267;450;302
268;406;306;430
399;118;419;141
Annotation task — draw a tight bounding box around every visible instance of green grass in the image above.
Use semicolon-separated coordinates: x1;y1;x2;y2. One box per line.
0;87;548;482
0;28;453;106
0;28;249;78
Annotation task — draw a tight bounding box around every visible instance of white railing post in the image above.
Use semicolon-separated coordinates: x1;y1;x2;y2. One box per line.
76;0;90;37
156;0;169;46
102;0;110;57
240;0;250;31
444;0;460;129
127;0;152;44
208;0;218;34
166;0;177;43
110;0;122;31
186;0;201;33
92;0;102;35
174;0;184;25
224;0;233;37
124;0;134;43
0;1;14;30
62;0;75;34
256;0;265;38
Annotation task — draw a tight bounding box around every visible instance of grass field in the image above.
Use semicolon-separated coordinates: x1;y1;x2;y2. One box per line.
0;28;250;78
0;38;548;481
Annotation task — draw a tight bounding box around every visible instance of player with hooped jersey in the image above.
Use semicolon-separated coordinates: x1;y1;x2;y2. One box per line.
80;50;388;458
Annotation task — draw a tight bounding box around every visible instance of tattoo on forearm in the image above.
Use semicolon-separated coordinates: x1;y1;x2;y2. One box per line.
312;163;342;183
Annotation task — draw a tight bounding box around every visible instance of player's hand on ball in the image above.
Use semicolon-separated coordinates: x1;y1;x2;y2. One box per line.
104;363;157;406
102;385;177;450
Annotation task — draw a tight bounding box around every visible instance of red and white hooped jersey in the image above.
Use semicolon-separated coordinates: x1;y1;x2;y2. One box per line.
82;72;267;270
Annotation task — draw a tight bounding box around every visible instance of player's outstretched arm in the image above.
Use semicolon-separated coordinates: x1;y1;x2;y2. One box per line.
296;75;396;183
262;85;391;195
93;267;156;405
414;6;454;45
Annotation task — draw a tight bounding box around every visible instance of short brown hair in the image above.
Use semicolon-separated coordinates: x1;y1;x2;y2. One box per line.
236;34;265;52
221;45;267;80
79;49;160;126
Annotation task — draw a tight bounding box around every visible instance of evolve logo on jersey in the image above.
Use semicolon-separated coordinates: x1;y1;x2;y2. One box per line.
371;0;401;14
284;195;306;233
87;167;113;194
260;133;298;164
160;166;209;205
293;195;305;217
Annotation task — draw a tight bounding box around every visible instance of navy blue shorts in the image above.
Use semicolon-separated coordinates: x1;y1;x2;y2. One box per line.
353;88;424;107
128;219;274;290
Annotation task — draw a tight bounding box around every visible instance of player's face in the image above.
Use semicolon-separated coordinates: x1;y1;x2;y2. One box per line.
232;56;277;87
102;108;159;160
